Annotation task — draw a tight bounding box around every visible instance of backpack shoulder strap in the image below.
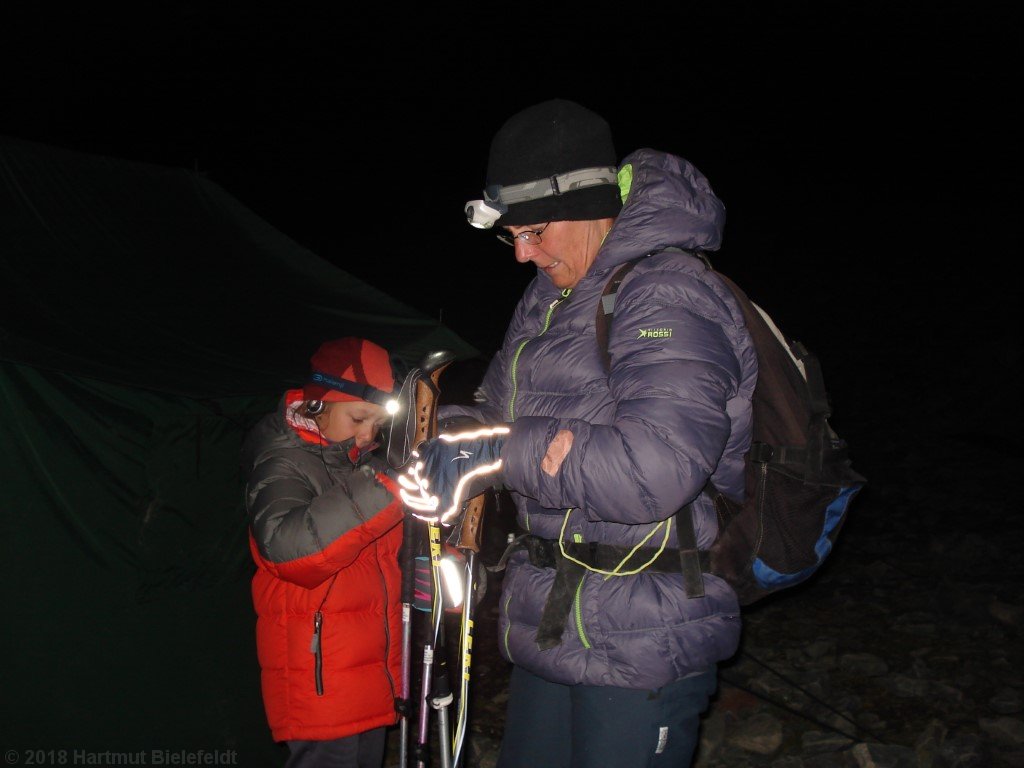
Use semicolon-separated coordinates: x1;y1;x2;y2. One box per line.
595;259;641;373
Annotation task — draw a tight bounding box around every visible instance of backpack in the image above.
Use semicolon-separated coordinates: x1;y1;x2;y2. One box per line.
596;251;866;605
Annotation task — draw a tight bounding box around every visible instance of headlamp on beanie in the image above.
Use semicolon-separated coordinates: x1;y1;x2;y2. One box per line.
303;337;399;413
307;371;399;413
465;166;619;229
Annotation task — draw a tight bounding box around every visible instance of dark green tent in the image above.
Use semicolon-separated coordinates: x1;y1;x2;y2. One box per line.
0;136;478;764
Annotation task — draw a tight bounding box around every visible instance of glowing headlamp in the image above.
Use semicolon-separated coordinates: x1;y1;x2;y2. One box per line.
464;166;619;230
465;197;505;229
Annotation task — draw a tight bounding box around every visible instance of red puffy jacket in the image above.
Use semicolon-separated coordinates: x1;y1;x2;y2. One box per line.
243;392;405;742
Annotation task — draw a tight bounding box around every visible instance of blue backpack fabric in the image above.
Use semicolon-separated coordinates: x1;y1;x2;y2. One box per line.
597;251;866;605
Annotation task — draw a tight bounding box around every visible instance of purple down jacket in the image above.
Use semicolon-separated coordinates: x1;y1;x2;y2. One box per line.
442;148;757;689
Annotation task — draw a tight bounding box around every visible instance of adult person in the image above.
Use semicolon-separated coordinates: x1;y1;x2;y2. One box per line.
400;99;757;767
242;337;405;768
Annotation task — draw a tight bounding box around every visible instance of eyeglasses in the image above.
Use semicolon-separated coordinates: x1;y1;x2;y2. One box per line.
496;222;550;247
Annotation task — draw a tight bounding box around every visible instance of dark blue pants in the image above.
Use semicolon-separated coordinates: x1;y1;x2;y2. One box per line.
496;666;717;768
284;727;386;768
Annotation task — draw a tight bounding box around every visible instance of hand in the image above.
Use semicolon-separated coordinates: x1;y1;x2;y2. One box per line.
398;426;509;525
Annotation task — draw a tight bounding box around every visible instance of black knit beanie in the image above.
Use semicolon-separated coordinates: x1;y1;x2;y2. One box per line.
485;99;622;226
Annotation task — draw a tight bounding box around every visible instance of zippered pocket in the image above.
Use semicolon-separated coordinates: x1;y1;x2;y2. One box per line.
310;610;324;696
310;572;339;696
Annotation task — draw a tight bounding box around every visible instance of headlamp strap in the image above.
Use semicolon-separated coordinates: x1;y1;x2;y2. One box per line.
490;166;618;206
309;371;391;407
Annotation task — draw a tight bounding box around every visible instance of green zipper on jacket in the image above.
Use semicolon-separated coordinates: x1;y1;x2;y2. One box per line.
565;509;592;648
508;288;572;423
509;288;572;533
502;566;591;655
573;573;591;648
504;290;575;656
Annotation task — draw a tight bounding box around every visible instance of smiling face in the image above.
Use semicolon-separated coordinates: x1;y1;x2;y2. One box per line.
314;400;388;448
505;218;615;290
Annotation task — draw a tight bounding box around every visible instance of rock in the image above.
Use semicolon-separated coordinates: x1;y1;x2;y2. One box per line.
865;560;895;582
838;653;888;677
914;719;947;768
989;686;1023;715
728;712;785;755
704;744;755;767
938;734;989;768
803;753;858;768
801;729;854;753
989;657;1023;687
464;733;500;768
696;707;727;762
892;611;937;635
988;599;1023;628
851;742;917;768
857;712;887;733
929;681;966;708
803;639;836;660
978;716;1024;746
749;672;797;701
886;675;931;698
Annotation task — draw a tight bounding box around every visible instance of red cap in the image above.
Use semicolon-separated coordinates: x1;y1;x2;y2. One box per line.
303;338;395;404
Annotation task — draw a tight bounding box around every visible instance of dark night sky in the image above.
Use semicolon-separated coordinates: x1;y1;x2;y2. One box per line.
2;2;1019;361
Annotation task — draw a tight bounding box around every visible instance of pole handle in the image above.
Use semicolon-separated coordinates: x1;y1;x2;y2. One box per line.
452;494;485;553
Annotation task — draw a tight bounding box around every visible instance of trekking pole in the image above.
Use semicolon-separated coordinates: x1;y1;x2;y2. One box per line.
449;493;486;768
422;520;453;768
415;493;486;768
397;352;490;768
389;349;458;768
397;513;418;768
403;350;456;768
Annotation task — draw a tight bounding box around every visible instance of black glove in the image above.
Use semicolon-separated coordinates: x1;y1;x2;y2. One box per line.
398;426;508;525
